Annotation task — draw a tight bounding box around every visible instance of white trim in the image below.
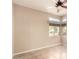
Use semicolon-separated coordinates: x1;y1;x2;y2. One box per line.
13;43;61;56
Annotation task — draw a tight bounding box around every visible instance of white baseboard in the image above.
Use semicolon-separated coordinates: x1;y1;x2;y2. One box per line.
13;43;61;56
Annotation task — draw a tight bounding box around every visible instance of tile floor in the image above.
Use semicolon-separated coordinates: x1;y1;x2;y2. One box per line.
13;45;66;59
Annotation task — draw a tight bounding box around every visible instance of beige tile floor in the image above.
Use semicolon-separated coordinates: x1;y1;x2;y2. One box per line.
13;45;66;59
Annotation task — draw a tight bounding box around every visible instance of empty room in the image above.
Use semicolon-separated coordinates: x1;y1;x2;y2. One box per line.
12;0;67;59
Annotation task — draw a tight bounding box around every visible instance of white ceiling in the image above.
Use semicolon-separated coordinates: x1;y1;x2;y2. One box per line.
13;0;67;16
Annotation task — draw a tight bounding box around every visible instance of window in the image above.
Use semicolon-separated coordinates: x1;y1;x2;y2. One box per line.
48;17;67;37
49;26;59;36
62;26;67;35
49;25;66;37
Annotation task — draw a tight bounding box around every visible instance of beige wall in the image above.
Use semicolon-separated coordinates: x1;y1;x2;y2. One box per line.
13;4;60;54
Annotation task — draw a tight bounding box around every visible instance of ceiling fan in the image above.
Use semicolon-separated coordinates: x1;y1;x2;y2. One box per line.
56;0;67;8
52;0;67;12
56;0;67;12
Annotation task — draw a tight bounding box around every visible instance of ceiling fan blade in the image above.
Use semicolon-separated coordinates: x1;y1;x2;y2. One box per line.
50;0;59;7
61;5;67;8
58;0;61;2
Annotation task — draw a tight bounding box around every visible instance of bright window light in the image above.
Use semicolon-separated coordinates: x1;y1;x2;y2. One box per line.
49;17;60;22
